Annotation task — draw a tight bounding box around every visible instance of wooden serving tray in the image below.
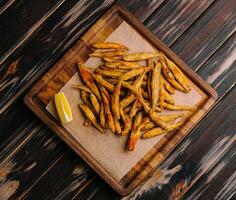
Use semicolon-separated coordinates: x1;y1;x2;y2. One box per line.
24;4;217;196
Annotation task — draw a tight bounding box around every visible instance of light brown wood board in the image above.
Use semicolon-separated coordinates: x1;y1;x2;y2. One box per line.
24;4;217;196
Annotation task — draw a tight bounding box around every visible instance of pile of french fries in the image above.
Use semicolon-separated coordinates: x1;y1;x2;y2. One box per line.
75;42;193;151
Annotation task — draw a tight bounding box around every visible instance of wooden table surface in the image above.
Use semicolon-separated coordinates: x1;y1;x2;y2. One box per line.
0;0;235;199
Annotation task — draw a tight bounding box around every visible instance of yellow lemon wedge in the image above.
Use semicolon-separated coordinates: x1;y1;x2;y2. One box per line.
54;92;73;124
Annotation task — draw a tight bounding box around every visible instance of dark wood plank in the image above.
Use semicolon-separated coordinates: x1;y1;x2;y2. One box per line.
0;125;67;200
0;0;66;63
198;32;236;98
182;144;236;200
171;0;236;70
21;151;95;200
118;0;165;22
144;0;215;45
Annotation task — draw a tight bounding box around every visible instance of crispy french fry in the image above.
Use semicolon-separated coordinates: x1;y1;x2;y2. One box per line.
103;57;121;62
112;81;122;120
147;71;152;100
120;108;132;136
124;104;132;114
106;61;142;70
80;90;95;113
163;88;175;104
101;92;115;133
92;74;114;92
90;50;127;58
160;60;186;92
100;86;110;101
120;94;136;108
151;61;161;108
99;65;128;73
78;64;101;100
159;76;165;109
130;100;142;118
161;52;191;92
128;112;143;151
142;121;183;138
94;69;123;78
120;66;152;81
90;93;100;115
162;76;175;94
73;85;92;93
114;118;122;134
99;104;106;129
92;42;128;50
84;119;91;127
123;52;161;61
148;109;168;129
78;104;103;133
163;102;193;111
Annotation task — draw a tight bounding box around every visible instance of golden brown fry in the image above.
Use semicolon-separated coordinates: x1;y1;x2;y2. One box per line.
151;61;161;108
99;104;106;129
120;94;136;108
101;92;115;133
114;118;121;135
128;112;143;151
84;119;91;127
163;102;193;111
100;86;110;101
141;89;149;99
78;64;101;100
102;57;121;62
112;81;122;120
73;85;92;93
160;60;186;92
149;109;168;129
161;52;191;92
159;76;165;109
142;121;183;138
80;90;95;113
91;74;114;92
99;65;129;73
94;69;123;78
162;76;175;94
90;93;100;115
163;88;175;104
90;50;127;58
120;108;132;136
78;104;103;133
124;104;132;114
106;61;142;69
147;71;152;100
123;52;161;61
120;66;152;81
141;114;183;131
92;42;128;50
130;100;142;117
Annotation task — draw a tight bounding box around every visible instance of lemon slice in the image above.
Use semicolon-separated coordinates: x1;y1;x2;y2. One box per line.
54;92;73;124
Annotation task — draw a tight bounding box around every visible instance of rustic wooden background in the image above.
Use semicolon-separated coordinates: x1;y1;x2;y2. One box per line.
0;0;235;199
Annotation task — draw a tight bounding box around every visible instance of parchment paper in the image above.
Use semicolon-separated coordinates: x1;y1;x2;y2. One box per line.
46;22;203;181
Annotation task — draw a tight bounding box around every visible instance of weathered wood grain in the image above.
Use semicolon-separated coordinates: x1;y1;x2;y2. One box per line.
171;0;236;70
118;0;165;22
21;151;95;200
182;143;236;200
198;32;236;98
0;125;67;200
144;0;215;45
0;0;66;63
